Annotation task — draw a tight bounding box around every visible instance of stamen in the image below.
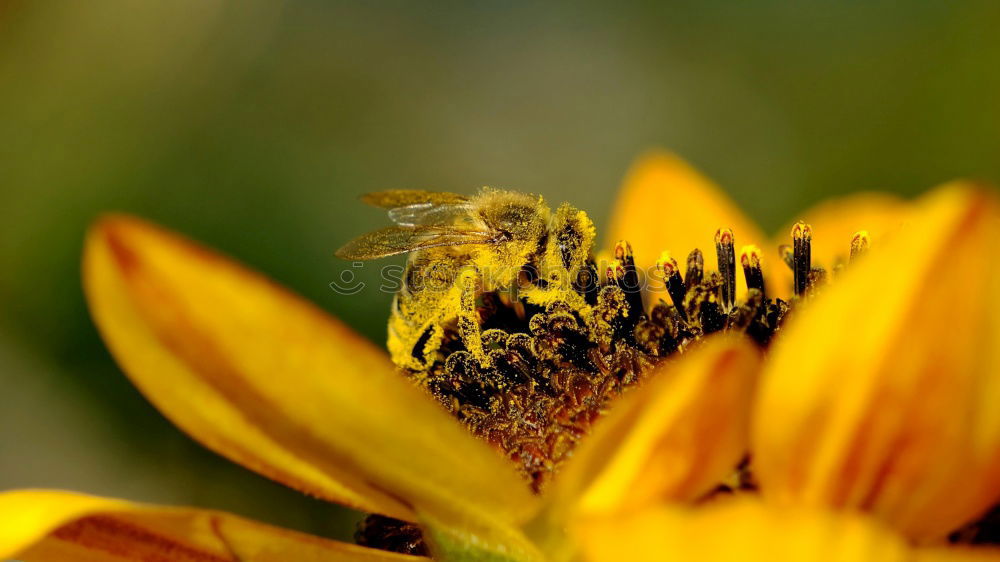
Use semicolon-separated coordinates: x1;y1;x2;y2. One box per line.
740;244;765;298
698;291;726;334
791;221;812;297
850;230;870;262
715;228;736;311
685;248;704;290
614;240;646;324
807;267;826;298
575;259;600;305
605;259;638;342
606;260;626;285
390;212;837;505
778;244;793;270
657;252;688;321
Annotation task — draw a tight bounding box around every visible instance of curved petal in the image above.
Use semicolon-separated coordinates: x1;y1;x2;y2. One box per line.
752;184;1000;540
1;489;421;561
574;498;1000;562
767;193;910;299
607;151;766;305
548;335;760;519
82;216;537;530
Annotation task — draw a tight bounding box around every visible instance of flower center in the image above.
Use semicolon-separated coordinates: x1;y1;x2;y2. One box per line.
400;221;864;492
359;220;875;555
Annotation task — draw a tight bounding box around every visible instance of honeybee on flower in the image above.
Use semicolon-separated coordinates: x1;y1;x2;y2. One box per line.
336;189;596;371
2;151;998;562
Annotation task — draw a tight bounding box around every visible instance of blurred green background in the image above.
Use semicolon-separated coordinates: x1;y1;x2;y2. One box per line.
2;0;999;540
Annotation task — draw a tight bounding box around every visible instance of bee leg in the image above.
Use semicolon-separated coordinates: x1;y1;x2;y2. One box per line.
387;298;412;368
456;268;491;367
410;322;445;370
388;295;444;371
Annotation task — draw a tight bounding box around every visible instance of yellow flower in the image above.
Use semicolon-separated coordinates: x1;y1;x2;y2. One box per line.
575;152;1000;560
3;151;999;561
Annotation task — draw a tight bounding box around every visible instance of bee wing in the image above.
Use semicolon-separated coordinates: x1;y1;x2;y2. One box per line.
387;201;476;227
360;190;469;209
335;226;495;260
361;189;475;226
361;190;477;227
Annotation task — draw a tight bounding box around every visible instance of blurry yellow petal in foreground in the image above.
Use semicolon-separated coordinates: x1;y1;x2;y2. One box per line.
767;192;909;298
576;498;1000;562
753;184;1000;540
607;151;766;302
1;489;420;561
551;335;760;518
83;216;536;531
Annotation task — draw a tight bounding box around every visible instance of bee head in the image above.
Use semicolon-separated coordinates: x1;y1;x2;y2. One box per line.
476;191;550;287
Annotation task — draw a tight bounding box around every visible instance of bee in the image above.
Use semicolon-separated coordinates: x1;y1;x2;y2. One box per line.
336;188;596;370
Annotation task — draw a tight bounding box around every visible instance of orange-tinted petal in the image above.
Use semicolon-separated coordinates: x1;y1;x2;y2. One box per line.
549;335;760;518
917;547;1000;562
574;498;974;562
607;151;766;305
1;489;421;561
83;215;537;531
753;184;1000;540
767;192;910;299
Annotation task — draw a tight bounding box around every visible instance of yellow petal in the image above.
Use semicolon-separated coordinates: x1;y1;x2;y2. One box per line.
1;489;421;561
550;335;760;518
83;216;537;531
607;151;766;305
767;193;910;299
576;499;921;562
753;184;1000;540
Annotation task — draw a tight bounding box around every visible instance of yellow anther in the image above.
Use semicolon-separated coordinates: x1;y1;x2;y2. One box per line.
614;240;633;261
739;244;762;269
791;221;813;241
715;227;735;246
792;222;813;297
740;244;765;295
657;251;679;278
